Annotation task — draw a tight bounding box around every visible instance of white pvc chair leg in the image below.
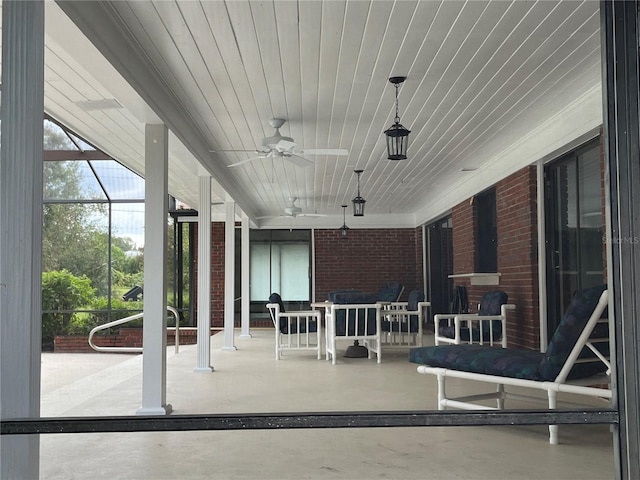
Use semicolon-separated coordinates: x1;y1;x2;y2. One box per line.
496;384;505;409
548;390;558;444
437;373;446;410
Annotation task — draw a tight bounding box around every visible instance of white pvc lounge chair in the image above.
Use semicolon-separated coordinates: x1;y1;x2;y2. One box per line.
410;285;611;444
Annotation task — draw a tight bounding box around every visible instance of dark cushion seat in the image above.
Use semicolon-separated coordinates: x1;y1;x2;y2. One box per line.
410;284;608;382
409;344;544;379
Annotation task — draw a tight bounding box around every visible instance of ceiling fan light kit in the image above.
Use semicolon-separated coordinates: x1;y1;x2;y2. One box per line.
384;76;411;161
352;169;366;217
257;197;328;219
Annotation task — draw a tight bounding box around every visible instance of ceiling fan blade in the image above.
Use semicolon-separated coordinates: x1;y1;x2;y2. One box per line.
298;148;349;156
227;156;263;168
257;214;297;219
210;149;256;153
298;213;328;217
285;153;314;168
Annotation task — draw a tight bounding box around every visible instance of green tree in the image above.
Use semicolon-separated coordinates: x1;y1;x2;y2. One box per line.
43;123;109;294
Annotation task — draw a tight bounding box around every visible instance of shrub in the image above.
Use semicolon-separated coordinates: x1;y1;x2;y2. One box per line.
42;270;96;345
69;297;143;335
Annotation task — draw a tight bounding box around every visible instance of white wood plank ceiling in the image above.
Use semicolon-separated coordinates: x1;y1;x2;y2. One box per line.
2;1;603;228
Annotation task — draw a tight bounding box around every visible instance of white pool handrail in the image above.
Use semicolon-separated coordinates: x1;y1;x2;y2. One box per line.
88;306;181;354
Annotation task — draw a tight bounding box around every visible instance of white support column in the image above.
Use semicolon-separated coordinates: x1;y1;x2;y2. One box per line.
0;2;44;478
195;176;214;372
223;201;237;350
536;159;548;352
240;213;251;337
137;124;172;415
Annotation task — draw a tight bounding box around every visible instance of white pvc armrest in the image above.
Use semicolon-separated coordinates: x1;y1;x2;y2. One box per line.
278;311;320;317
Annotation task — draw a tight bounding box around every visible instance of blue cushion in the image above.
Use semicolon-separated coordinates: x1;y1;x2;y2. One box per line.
268;292;285;313
478;290;508;316
478;290;508;338
331;292;378;304
538;284;607;380
409;344;543;380
328;289;362;303
377;282;403;302
407;290;424;310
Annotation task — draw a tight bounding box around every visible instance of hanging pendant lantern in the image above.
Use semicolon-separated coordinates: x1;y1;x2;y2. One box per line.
338;205;349;238
384;76;411;161
352;169;366;217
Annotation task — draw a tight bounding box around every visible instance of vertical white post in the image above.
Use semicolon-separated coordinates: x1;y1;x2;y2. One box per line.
0;2;44;477
195;176;214;372
311;230;317;302
537;159;548;352
240;213;251;337
137;124;172;415
223;201;237;350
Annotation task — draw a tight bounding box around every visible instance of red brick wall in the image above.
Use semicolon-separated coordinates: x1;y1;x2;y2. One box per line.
193;223;226;328
415;226;424;289
211;223;225;327
314;227;422;302
452;199;476;275
452;166;539;350
54;328;208;353
495;166;539;349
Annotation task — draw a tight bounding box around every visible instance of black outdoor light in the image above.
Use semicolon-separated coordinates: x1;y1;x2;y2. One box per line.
338;204;349;238
352;169;366;217
384;76;411;161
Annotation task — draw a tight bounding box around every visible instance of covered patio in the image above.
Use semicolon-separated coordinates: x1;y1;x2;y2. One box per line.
3;1;640;479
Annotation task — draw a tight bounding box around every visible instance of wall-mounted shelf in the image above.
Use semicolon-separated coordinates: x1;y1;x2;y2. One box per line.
448;272;501;286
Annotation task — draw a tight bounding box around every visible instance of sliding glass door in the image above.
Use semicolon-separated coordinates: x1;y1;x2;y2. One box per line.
544;140;604;334
425;216;454;316
250;230;311;312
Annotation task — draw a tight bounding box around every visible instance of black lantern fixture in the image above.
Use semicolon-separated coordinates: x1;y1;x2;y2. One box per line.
352;169;366;217
338;205;349;239
384;76;411;160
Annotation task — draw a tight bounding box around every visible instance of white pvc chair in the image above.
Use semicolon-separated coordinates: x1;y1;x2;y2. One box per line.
434;290;515;347
267;293;321;360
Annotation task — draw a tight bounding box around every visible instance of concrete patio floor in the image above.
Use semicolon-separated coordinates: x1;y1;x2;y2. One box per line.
39;329;616;479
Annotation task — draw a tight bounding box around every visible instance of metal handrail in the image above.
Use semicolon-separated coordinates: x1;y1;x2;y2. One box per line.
88;306;181;354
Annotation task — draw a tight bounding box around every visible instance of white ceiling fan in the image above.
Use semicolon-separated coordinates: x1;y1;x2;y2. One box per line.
257;197;328;219
212;118;348;168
